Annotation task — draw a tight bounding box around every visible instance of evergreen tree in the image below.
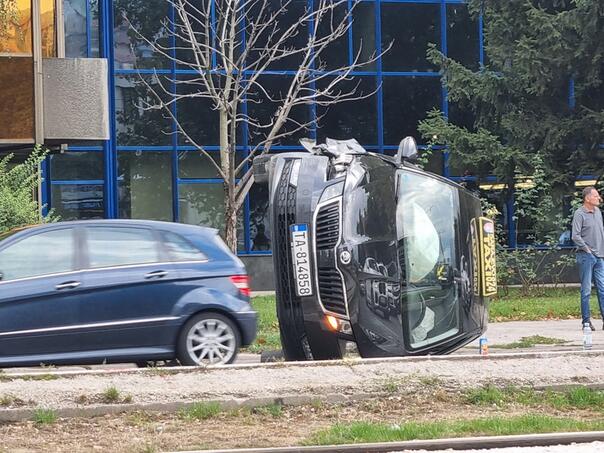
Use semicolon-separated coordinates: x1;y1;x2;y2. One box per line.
419;0;604;189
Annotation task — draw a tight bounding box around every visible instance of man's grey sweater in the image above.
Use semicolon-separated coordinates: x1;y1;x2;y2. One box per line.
572;206;604;257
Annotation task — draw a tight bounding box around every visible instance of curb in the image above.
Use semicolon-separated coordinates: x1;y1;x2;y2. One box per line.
3;349;604;380
172;432;604;453
0;392;378;422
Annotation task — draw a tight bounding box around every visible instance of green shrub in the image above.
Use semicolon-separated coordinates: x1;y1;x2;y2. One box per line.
0;146;56;235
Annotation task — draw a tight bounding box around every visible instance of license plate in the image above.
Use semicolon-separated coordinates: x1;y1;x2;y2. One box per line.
290;224;313;297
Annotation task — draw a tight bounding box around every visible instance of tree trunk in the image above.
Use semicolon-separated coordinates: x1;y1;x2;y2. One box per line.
224;183;238;253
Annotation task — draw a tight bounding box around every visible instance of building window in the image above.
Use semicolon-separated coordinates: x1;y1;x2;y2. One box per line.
176;76;220;147
316;76;378;146
446;4;479;71
64;0;100;58
41;0;56;57
118;151;173;221
50;151;105;220
382;76;441;145
113;0;170;70
115;75;173;146
178;182;245;251
380;3;440;72
249;182;270;251
352;1;375;71
246;75;311;146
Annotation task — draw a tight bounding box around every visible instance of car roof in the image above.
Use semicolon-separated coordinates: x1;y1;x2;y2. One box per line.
1;220;218;241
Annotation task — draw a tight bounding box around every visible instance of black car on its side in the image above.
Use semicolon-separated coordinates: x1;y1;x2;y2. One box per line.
254;138;495;361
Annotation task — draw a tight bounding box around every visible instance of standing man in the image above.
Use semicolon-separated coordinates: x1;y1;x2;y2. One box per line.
572;186;604;330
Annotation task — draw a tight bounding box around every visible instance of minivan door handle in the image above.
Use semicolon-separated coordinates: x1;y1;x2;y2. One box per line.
55;281;81;290
144;270;168;280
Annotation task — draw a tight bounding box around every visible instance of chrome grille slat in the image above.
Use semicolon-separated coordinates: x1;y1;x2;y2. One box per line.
315;200;347;317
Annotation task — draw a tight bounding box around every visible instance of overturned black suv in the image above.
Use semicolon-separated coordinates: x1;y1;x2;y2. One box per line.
253;138;496;360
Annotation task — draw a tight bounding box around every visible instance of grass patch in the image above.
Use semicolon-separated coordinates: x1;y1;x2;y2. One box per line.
305;414;604;445
246;296;281;353
464;385;604;411
252;403;283;418
99;386;132;404
179;402;222;421
32;408;58;424
0;394;25;407
489;288;600;322
492;335;568;349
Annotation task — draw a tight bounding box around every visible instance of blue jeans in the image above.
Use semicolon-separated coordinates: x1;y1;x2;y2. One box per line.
577;252;604;324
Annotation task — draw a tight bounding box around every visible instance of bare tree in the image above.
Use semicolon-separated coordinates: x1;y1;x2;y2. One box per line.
125;0;382;250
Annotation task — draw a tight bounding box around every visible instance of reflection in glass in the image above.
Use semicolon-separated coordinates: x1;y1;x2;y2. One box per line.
381;3;439;72
352;1;375;71
0;57;34;140
315;0;348;70
176;76;220;146
0;228;75;280
249;182;270;251
0;0;32;54
247;75;310;146
64;0;87;57
115;75;173;146
64;0;99;57
247;0;308;71
118;151;173;221
316;77;377;145
178;183;244;250
41;0;55;57
396;170;459;349
382;77;441;145
51;184;104;219
113;0;170;69
51;152;104;180
178;151;244;179
446;4;479;71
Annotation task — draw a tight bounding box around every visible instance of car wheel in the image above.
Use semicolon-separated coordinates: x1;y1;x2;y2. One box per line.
177;313;240;366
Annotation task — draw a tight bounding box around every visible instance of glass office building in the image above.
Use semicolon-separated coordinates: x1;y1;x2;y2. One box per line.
45;0;487;256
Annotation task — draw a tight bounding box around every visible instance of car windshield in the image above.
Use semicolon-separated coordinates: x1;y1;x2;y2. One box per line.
396;170;460;349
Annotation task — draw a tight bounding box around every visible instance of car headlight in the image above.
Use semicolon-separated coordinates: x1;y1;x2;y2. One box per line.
319;181;344;202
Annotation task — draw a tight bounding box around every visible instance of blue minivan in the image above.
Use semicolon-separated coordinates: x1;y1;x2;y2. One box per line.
0;220;257;367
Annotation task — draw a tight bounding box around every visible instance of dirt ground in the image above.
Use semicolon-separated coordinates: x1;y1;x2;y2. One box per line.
1;386;601;453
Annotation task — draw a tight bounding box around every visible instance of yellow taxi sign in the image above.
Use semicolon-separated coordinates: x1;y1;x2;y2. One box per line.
470;217;497;297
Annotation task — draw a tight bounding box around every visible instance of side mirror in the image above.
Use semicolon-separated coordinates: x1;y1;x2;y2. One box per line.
395;136;418;164
0;272;3;281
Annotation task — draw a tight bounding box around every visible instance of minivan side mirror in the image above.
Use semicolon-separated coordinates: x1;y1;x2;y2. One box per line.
395;136;418;164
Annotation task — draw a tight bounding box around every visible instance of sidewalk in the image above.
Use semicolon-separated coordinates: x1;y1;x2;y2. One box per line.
463;318;604;352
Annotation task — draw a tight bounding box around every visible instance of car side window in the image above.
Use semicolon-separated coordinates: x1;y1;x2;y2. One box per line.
86;227;160;269
161;231;207;262
0;229;76;281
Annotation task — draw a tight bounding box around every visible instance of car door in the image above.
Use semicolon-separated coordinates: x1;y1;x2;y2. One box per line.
0;227;84;362
77;225;180;353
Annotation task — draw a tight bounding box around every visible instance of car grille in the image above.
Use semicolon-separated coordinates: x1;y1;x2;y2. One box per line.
275;159;303;318
315;200;347;317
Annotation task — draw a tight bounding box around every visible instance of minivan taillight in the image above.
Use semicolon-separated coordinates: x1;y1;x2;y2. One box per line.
230;275;250;297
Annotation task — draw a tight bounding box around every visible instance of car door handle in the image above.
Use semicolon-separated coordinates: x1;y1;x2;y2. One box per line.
144;270;168;279
55;281;81;290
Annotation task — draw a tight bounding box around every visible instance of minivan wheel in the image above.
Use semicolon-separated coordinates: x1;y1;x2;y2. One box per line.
177;313;240;366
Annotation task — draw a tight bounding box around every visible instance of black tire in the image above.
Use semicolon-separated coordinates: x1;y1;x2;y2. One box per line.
177;312;241;366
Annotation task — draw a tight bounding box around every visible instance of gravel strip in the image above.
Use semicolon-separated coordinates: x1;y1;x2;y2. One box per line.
0;351;603;413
